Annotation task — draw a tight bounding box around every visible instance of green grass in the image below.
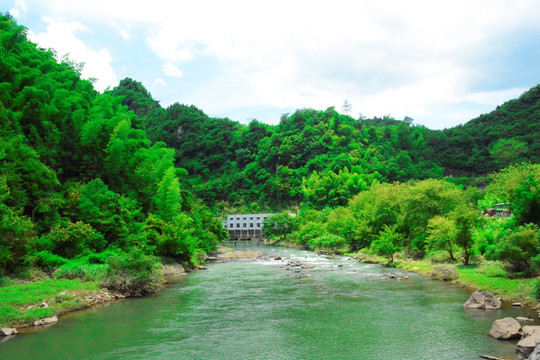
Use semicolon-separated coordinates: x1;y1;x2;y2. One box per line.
0;279;99;327
54;262;107;281
353;252;537;304
456;265;534;301
397;259;434;276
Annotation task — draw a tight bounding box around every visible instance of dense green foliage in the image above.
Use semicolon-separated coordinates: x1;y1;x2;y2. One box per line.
439;88;540;175
2;13;540;309
0;15;226;284
282;165;540;275
112;77;540;211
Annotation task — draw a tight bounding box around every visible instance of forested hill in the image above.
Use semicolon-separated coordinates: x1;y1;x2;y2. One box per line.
0;15;227;277
437;85;540;176
111;79;540;209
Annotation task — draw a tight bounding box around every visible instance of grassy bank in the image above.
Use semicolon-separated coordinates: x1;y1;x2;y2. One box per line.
353;251;537;304
0;278;100;327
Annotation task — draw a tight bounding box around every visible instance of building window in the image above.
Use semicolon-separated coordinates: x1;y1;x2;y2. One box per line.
243;223;247;228
250;223;254;228
236;223;240;228
230;224;233;228
257;223;260;227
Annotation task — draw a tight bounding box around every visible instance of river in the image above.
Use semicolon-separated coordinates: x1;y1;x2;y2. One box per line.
0;245;535;359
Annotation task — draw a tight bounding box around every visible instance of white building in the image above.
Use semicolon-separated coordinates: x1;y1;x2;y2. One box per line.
222;213;274;240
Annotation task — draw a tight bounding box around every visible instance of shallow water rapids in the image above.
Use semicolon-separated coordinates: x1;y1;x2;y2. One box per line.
1;244;536;359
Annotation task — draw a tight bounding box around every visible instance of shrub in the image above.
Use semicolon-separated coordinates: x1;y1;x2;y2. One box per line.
40;221;106;258
486;224;539;274
308;233;346;253
85;250;118;264
532;279;540;301
54;260;107;281
100;248;163;297
0;203;35;275
429;264;459;281
34;250;68;271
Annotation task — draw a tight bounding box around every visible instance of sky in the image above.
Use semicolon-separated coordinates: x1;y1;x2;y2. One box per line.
4;0;540;129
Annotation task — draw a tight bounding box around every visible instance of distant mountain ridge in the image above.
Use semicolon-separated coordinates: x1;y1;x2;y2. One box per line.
111;78;540;207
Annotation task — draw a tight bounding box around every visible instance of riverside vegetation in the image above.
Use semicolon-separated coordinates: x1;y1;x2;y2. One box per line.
1;13;540;328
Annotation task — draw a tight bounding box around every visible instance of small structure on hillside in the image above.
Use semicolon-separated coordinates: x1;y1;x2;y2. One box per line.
222;214;274;240
485;203;512;218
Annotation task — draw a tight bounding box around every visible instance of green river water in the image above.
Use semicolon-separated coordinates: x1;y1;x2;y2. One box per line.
0;245;536;359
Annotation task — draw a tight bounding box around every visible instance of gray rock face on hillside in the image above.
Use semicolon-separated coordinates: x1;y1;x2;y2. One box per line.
489;317;522;339
463;290;501;310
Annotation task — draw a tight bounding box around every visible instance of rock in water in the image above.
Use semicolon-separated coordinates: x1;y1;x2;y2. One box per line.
0;328;18;336
489;317;522;339
33;316;58;326
529;342;540;360
516;317;534;323
464;290;502;310
516;326;540;360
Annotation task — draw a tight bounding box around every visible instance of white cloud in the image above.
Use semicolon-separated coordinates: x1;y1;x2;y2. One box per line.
163;63;183;78
12;0;540;127
27;17;118;92
153;78;167;87
9;0;28;18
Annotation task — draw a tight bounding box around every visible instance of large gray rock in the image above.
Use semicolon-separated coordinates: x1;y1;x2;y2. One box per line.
0;328;17;336
529;342;540;360
33;316;58;327
463;290;502;310
516;326;540;360
489;317;522;339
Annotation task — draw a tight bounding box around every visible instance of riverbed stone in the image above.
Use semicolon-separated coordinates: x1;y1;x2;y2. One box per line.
529;341;540;360
489;317;522;339
530;343;540;360
33;316;58;326
516;326;540;360
0;328;17;336
463;290;502;310
301;264;315;269
517;317;534;323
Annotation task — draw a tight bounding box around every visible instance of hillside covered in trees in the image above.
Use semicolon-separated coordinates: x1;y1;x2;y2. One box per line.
112;77;540;210
1;12;540;321
0;14;227;290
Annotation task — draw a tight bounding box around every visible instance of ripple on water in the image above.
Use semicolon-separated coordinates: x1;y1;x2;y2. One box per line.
0;246;530;360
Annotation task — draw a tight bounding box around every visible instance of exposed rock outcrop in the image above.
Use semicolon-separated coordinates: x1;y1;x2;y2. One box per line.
84;290;123;304
489;317;522;339
463;290;501;310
